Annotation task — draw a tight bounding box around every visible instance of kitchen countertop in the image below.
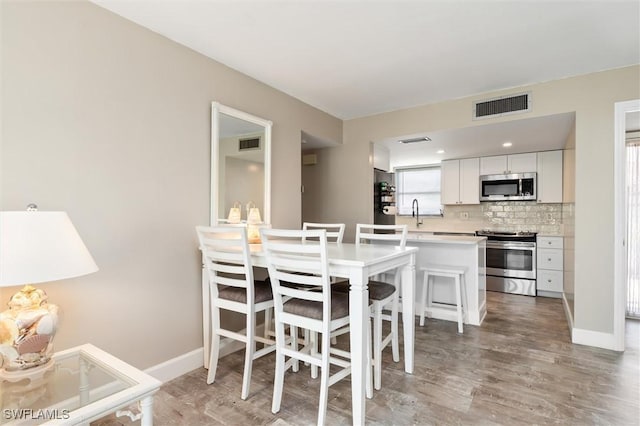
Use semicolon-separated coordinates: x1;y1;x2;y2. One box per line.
406;233;486;245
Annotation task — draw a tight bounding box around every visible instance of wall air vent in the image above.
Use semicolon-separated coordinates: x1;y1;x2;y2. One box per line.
473;92;531;120
399;136;431;144
239;137;260;151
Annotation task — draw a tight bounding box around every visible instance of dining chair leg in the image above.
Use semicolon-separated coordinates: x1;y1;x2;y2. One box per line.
311;330;319;379
207;305;220;385
366;319;373;399
272;320;286;414
291;325;299;373
241;312;256;400
264;307;273;339
317;329;331;426
391;293;400;363
373;303;383;391
419;271;429;326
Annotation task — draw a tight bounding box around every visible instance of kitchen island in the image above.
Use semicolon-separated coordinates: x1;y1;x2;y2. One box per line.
406;232;487;326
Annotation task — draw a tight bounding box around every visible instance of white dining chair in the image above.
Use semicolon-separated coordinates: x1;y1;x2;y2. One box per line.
196;226;276;400
265;222;346;342
302;222;346;243
302;222;346;346
260;228;371;425
335;223;408;391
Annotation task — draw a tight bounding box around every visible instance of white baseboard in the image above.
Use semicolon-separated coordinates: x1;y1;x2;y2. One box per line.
145;324;265;383
144;347;204;383
572;327;619;351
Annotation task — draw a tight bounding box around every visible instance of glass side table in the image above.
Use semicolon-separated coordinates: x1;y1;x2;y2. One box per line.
0;344;162;425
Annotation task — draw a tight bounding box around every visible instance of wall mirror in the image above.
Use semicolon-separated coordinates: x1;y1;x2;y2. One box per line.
211;102;272;226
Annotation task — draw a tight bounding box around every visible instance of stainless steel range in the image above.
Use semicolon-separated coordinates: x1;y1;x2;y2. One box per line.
476;230;537;296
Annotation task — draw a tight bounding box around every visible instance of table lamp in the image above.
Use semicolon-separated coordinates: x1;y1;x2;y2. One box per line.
0;207;98;381
245;201;262;244
227;201;242;224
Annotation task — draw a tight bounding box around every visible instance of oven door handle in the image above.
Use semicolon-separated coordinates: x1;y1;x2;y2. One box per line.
486;241;536;250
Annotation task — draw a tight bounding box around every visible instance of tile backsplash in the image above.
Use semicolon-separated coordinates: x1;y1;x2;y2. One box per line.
396;201;565;235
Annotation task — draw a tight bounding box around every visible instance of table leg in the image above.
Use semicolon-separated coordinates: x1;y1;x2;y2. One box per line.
140;395;155;426
79;357;90;406
348;269;368;426
401;253;416;374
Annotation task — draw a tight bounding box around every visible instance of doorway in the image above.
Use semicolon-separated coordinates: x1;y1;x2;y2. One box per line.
625;113;640;318
614;99;640;351
300;131;340;225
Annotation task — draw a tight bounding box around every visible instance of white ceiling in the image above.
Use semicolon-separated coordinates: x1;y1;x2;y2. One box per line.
91;0;639;121
379;112;575;168
90;1;638;164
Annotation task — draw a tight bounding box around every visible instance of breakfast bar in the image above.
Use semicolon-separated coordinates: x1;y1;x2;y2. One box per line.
406;233;487;326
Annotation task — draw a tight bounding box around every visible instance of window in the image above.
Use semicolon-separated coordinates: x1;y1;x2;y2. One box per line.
395;166;442;216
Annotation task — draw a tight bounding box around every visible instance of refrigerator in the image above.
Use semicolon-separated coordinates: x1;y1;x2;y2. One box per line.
373;168;396;227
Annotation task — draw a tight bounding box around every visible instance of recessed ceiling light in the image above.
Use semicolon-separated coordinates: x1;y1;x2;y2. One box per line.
502;142;513;147
437;149;445;154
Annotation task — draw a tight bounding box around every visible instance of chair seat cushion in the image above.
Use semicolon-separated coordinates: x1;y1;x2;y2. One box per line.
368;281;396;301
283;291;349;320
332;280;396;301
265;275;314;289
218;280;273;304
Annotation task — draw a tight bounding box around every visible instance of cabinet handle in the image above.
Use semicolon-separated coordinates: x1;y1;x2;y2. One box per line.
547;279;552;282
548;258;552;261
547;241;552;245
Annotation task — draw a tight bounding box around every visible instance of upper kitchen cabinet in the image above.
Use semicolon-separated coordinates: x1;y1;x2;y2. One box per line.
441;158;480;205
480;152;537;175
537;150;563;203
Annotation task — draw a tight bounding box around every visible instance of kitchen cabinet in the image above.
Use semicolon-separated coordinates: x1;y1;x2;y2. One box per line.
537;236;563;297
480;152;537;175
537;150;563;203
441;158;480;205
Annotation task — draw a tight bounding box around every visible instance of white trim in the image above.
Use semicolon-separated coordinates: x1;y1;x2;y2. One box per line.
572;327;617;351
614;99;640;352
144;348;204;383
145;324;265;383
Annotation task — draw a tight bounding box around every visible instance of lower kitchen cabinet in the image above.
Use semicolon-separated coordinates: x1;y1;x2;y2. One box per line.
537;236;564;297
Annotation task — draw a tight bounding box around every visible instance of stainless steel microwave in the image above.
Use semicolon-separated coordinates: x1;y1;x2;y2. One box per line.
480;172;536;201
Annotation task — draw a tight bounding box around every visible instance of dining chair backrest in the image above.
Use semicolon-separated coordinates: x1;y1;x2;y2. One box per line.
196;226;255;302
260;228;332;330
302;222;345;243
355;224;408;248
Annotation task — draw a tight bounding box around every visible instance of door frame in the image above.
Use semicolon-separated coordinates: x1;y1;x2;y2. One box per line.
614;99;640;351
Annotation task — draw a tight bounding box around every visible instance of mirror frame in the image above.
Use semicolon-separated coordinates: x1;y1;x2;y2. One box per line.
211;101;272;226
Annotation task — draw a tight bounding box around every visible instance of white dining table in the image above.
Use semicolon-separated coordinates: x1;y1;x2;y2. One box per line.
201;242;418;425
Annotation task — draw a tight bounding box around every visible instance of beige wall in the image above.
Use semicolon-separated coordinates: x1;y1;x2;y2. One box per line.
562;125;576;321
0;1;342;368
338;66;639;335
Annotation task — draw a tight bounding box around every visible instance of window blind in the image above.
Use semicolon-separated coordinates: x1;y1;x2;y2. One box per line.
395;166;442;216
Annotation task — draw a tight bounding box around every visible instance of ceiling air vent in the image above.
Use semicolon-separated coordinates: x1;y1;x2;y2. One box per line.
399;136;432;144
473;92;531;120
239;137;260;151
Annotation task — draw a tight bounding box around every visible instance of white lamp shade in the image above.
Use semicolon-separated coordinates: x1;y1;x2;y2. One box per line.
0;211;99;286
247;208;262;224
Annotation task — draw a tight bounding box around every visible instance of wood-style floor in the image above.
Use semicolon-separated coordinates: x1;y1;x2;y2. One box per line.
95;292;640;425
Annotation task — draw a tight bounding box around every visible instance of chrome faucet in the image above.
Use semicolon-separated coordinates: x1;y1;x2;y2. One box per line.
412;198;423;228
